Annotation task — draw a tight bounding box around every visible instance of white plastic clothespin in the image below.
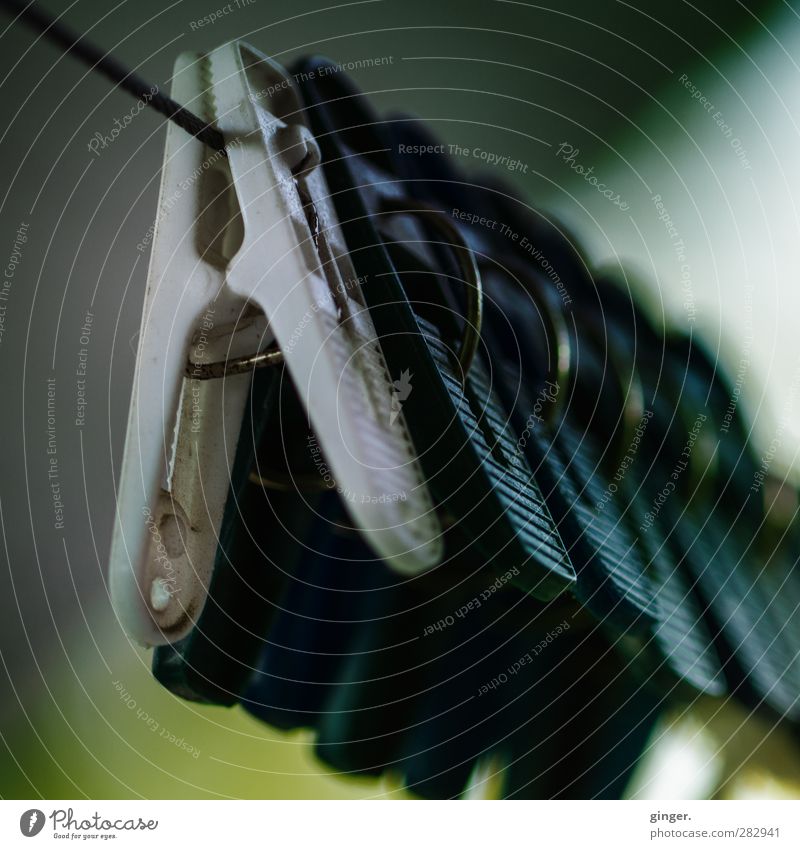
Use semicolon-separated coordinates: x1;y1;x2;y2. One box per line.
110;42;443;647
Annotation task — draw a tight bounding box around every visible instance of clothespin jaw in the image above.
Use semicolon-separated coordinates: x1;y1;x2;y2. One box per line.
109;49;245;647
110;43;443;647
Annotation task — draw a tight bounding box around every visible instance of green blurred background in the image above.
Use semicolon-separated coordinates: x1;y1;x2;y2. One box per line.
2;0;799;798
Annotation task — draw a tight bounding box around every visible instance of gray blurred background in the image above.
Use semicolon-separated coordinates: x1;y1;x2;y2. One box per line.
1;0;796;798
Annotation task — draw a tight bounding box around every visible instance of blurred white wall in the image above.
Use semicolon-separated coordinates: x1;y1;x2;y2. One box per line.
542;2;800;481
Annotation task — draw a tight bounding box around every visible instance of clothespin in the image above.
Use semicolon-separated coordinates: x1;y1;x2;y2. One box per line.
110;42;443;647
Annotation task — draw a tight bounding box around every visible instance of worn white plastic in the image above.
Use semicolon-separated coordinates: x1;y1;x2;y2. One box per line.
109;44;443;647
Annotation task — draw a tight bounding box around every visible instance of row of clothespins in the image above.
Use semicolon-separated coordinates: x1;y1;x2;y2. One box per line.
107;42;800;798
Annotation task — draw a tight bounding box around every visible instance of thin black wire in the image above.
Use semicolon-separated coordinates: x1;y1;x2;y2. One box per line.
0;0;226;153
